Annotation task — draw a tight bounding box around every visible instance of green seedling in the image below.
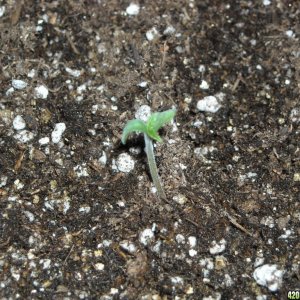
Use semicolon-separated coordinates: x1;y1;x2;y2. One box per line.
122;109;176;200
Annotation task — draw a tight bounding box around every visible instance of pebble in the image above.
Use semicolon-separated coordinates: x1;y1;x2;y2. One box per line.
146;27;159;41
78;206;91;213
126;3;140;15
189;249;197;257
285;30;295;38
175;234;185;244
0;6;5;18
12;79;27;90
65;67;81;77
51;122;66;143
116;153;135;173
253;264;284;292
197;96;221;113
139;228;154;246
24;211;35;222
14;130;34;143
34;85;49;99
119;240;137;254
200;80;209;90
94;263;105;271
99;151;107;165
13;115;26;130
138;81;148;88
260;216;275;228
135;105;151;122
74;164;89;177
209;239;227;255
38;137;50;145
163;25;176;35
198;65;206;73
6;87;15;96
262;0;271;5
172;194;187;205
188;236;197;248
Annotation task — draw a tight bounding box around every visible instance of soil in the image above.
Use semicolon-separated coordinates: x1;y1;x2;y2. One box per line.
0;1;299;299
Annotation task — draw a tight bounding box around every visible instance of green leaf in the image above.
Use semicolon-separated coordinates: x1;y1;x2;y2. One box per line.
121;119;147;144
146;109;176;142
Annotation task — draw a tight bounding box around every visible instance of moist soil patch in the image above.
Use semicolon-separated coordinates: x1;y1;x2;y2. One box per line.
0;1;299;299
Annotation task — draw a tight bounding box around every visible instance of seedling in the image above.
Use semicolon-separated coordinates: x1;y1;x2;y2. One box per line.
122;109;176;200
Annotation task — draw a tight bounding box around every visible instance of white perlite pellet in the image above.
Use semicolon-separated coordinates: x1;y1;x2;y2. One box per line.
126;3;140;15
94;263;105;271
135;105;151;122
51;123;66;143
209;239;227;254
34;85;49;99
65;67;81;77
13;115;26;130
116;153;135;173
146;27;159;41
39;137;50;145
253;264;284;292
12;79;27;90
139;228;154;246
0;6;5;18
197;96;221;113
199;80;209;90
14;130;34;143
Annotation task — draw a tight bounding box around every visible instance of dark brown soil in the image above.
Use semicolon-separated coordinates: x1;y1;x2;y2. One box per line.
0;1;299;299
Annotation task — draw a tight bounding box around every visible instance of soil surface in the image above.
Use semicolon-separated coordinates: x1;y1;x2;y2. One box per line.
0;1;299;299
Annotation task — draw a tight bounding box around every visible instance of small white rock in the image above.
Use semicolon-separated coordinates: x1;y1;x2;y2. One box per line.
172;194;187;205
135;105;151;122
260;216;275;228
34;85;49;99
0;6;5;18
262;0;271;6
6;87;15;96
163;25;176;35
119;240;137;254
78;206;91;213
175;234;185;244
139;228;154;246
253;264;284;292
189;249;198;257
14;130;34;143
74;164;89;177
170;276;184;285
285;30;295;38
197;96;221;113
138;81;148;88
209;239;227;255
51;123;66;143
126;3;140;15
200;80;209;90
146;27;159;41
116;153;135;173
38;137;50;145
65;67;81;77
12;79;27;90
13;115;26;130
24;211;35;222
14;179;24;190
27;69;36;78
188;236;197;248
99;151;107;165
198;65;206;73
94;263;105;271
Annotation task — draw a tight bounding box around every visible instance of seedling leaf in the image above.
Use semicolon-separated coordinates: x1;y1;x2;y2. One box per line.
146;109;176;142
121;119;147;145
